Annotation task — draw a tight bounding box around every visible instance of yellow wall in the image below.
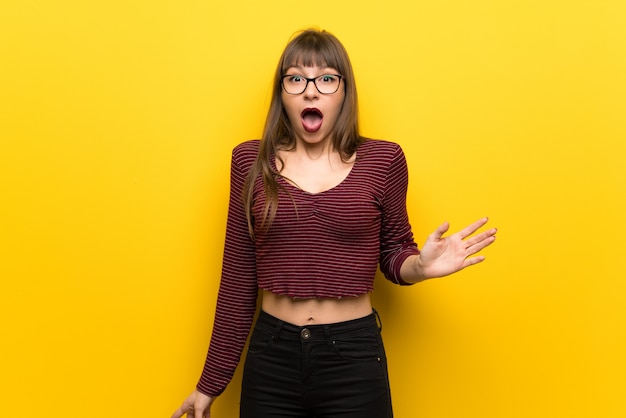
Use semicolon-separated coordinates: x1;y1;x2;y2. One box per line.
1;1;624;416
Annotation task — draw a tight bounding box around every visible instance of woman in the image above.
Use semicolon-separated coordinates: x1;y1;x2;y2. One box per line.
172;28;496;418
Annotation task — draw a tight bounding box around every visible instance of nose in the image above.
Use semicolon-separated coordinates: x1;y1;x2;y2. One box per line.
303;79;319;98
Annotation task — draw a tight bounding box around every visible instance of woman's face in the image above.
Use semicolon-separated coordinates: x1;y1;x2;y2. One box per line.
281;65;345;147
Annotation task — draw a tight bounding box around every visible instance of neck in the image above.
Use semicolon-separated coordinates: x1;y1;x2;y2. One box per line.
295;136;334;161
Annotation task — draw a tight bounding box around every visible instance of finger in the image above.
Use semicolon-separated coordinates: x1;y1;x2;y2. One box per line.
462;255;486;268
172;399;195;418
193;404;206;418
429;221;450;241
466;234;496;255
463;228;497;248
170;406;185;418
456;217;489;239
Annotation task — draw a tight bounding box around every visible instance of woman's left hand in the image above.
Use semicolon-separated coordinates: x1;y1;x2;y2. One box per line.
407;217;497;281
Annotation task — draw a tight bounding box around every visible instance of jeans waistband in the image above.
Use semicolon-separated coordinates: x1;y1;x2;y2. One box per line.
255;309;381;343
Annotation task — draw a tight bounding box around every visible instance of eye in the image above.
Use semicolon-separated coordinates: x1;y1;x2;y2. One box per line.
286;75;304;83
318;75;338;83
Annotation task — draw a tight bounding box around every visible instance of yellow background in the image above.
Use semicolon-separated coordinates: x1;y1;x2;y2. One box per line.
1;0;625;416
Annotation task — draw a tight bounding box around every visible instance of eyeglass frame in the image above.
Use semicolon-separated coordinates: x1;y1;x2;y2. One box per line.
280;74;344;95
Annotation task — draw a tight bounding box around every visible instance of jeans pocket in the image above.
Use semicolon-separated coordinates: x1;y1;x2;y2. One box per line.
247;328;274;355
332;333;382;362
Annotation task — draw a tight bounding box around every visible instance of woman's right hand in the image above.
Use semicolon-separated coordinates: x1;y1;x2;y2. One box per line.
171;390;215;418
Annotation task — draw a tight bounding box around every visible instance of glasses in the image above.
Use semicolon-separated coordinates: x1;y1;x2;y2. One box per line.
281;74;343;95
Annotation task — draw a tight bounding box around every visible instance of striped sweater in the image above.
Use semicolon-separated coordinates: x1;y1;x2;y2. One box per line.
197;138;420;396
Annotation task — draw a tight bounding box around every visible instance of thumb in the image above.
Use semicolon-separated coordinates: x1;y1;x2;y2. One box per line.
170;401;192;418
429;221;449;241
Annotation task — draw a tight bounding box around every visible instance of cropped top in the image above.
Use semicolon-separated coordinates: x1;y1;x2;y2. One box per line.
197;138;420;396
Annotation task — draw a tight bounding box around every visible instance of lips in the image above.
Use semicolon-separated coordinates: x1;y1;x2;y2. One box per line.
301;108;323;133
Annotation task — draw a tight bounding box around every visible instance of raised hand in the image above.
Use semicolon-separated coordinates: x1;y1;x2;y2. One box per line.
403;217;497;282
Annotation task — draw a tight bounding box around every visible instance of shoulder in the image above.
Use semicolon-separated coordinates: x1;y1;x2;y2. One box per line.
357;138;405;162
232;139;260;168
233;139;260;156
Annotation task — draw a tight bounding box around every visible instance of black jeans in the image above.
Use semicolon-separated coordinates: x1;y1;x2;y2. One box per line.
240;310;393;418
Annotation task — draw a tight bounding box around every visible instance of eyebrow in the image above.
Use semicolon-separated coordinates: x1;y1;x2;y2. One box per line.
284;66;337;73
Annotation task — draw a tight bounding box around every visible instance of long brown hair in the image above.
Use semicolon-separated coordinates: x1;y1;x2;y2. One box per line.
242;29;362;238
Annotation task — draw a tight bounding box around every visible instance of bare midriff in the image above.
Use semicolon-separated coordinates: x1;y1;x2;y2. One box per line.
261;290;373;326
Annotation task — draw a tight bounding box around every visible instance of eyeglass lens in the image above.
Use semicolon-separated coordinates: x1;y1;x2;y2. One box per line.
282;75;341;94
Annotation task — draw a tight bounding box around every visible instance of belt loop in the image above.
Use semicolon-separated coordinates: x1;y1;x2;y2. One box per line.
274;318;284;342
323;324;331;343
373;308;382;332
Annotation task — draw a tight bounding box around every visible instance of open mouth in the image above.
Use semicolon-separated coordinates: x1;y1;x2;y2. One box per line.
301;108;323;133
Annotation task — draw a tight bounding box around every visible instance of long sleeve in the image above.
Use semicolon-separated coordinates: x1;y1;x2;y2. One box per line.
196;142;259;396
378;144;420;285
